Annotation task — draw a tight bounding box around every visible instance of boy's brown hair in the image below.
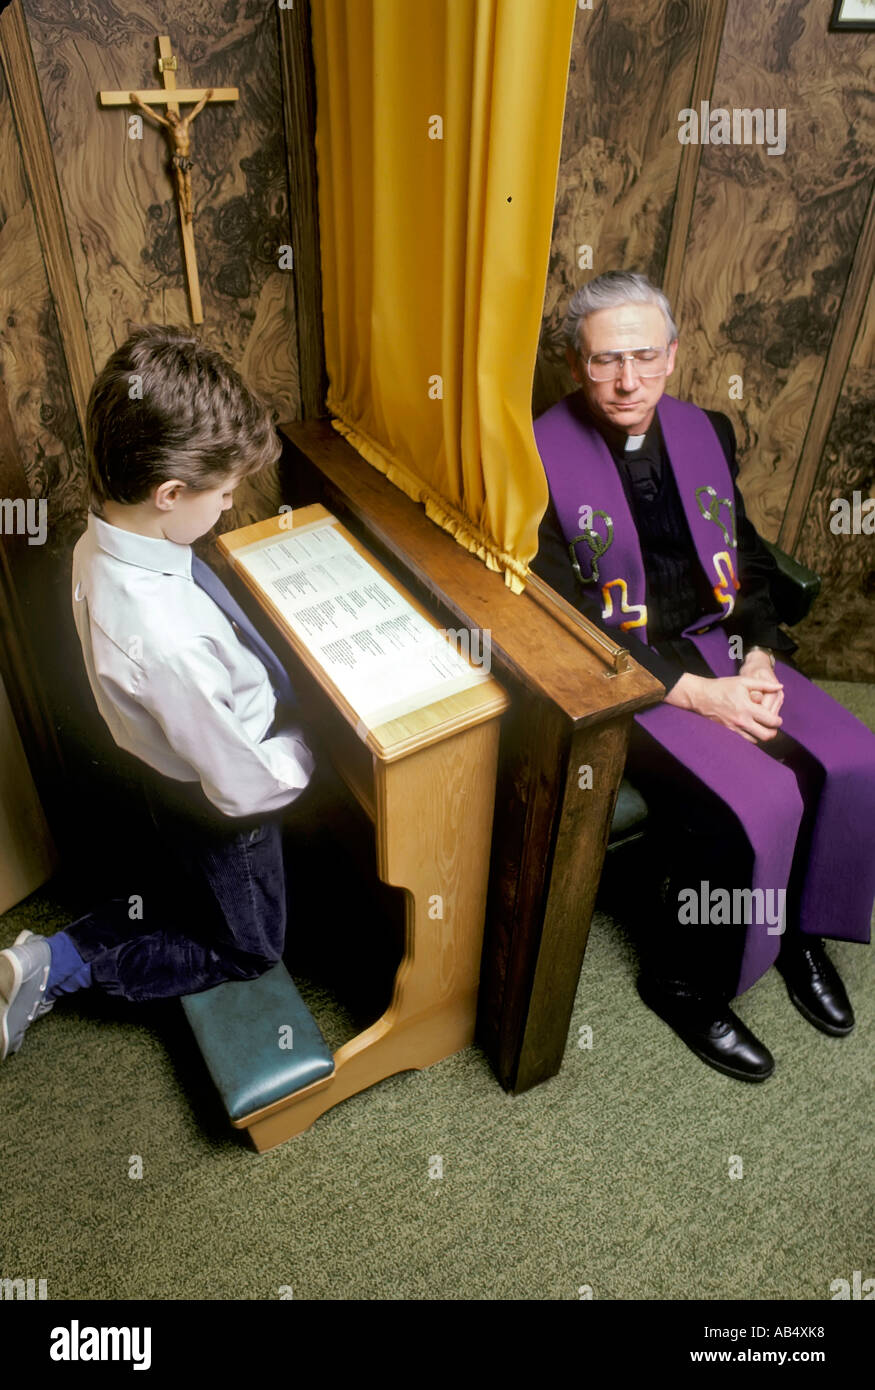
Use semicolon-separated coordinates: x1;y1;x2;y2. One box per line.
86;325;281;512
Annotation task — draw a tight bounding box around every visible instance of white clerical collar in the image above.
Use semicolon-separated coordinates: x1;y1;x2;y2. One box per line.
89;511;192;579
624;433;647;453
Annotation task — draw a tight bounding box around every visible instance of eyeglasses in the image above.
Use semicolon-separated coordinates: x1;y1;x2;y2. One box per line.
584;347;669;381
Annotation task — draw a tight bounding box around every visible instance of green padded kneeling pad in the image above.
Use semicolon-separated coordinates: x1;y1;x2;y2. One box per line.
181;963;335;1123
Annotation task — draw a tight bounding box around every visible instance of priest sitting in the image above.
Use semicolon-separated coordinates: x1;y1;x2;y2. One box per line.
532;270;875;1083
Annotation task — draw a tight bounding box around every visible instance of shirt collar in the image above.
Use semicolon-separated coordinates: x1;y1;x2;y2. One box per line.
89;511;192;579
570;391;663;458
622;416;662;460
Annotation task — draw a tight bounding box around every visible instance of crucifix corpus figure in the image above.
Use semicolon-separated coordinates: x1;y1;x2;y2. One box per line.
99;36;239;323
128;87;213;223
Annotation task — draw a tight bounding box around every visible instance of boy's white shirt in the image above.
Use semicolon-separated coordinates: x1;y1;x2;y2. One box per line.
72;512;315;819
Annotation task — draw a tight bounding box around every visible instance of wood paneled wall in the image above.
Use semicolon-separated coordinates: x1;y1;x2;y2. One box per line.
11;0;304;532
0;53;86;555
537;0;874;680
534;0;708;418
792;269;875;679
0;51;84;815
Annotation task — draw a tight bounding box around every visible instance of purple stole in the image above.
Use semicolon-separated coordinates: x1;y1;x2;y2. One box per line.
534;391;875;994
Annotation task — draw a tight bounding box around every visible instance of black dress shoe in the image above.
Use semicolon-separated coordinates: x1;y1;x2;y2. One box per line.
637;975;775;1082
775;938;855;1036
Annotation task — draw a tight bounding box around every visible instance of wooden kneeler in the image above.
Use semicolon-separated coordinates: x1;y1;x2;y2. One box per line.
181;505;508;1152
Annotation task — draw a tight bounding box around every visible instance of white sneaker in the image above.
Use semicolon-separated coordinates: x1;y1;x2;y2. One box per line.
15;931;55;1019
0;932;53;1061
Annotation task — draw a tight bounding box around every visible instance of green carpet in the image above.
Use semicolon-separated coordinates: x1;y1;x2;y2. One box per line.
1;681;872;1300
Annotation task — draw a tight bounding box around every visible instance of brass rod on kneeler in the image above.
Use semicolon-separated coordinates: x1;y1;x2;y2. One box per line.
524;571;633;675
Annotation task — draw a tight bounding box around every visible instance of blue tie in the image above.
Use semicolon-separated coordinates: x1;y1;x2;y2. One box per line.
190;553;298;710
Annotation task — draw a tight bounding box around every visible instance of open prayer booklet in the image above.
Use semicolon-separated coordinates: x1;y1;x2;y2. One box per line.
227;514;492;730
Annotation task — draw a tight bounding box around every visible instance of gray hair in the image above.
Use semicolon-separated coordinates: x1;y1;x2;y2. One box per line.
563;272;679;355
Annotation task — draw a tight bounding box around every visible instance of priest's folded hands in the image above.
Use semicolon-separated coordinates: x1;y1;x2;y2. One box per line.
665;668;785;744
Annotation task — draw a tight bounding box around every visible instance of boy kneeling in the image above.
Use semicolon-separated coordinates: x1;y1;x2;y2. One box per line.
1;326;314;1058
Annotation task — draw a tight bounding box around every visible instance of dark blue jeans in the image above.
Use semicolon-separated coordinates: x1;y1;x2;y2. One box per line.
65;768;288;1002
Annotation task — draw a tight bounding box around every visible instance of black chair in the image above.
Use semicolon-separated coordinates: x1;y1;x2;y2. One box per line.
607;541;821;850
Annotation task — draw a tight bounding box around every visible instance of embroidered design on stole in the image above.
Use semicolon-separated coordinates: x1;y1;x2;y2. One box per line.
567;510;649;632
696;485;740;617
567;509;613;586
601;578;647;630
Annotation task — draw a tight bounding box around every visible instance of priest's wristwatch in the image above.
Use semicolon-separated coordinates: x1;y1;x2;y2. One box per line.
747;645;776;668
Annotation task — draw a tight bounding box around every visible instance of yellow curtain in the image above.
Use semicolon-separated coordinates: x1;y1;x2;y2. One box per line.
310;0;576;590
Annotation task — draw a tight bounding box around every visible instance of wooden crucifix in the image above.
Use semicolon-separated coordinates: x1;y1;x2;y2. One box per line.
99;36;238;323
